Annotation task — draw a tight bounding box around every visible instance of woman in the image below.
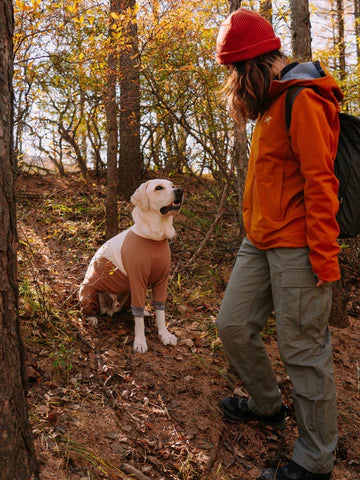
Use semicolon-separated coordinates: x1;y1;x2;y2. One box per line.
215;8;342;480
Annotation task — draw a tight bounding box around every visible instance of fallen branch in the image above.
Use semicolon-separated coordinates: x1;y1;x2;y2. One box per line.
186;181;229;266
205;424;224;474
122;464;152;480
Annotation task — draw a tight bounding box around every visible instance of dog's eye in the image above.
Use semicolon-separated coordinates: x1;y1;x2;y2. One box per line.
155;185;164;191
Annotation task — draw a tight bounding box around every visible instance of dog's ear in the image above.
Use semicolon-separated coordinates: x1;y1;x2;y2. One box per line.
130;182;150;210
97;291;117;314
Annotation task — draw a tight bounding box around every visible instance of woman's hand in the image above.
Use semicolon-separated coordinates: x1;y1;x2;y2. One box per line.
316;279;329;287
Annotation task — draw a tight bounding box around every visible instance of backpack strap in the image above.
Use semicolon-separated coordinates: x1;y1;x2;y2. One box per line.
285;85;320;131
285;85;305;131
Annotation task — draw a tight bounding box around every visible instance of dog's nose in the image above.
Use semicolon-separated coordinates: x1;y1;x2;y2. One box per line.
174;188;184;202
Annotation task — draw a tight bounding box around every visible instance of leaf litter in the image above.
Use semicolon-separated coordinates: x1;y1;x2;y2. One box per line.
17;172;360;480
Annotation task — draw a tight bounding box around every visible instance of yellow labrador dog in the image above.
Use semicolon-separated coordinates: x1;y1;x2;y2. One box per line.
79;179;183;353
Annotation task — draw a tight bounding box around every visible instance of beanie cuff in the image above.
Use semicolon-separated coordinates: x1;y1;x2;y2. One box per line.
216;37;281;64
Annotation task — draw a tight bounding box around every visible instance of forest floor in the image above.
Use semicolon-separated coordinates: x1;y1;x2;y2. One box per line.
17;171;360;480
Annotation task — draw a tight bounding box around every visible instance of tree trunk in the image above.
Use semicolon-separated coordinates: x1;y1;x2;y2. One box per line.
355;0;360;64
118;0;141;200
290;0;312;61
328;0;349;328
87;118;103;177
328;1;349;327
0;2;40;478
59;125;88;177
233;123;248;236
229;0;249;234
336;0;346;83
105;0;120;239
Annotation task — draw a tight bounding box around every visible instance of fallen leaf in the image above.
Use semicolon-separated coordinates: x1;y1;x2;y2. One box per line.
249;467;261;478
37;405;49;418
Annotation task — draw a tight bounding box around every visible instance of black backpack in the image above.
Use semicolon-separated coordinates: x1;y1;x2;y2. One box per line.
285;86;360;239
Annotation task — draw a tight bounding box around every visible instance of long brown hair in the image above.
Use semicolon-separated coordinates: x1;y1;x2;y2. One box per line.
220;50;287;125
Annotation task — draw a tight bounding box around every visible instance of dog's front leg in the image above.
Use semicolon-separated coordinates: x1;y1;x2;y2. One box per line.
156;310;177;346
133;316;148;353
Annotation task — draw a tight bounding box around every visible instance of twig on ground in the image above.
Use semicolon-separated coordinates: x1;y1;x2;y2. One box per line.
205;424;224;474
122;463;153;480
158;393;171;419
186;181;229;267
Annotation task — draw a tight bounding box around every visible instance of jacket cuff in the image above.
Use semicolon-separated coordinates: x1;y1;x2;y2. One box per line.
315;264;341;282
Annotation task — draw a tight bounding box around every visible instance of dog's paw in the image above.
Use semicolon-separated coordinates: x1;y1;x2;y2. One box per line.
159;331;178;346
133;337;148;353
86;316;99;327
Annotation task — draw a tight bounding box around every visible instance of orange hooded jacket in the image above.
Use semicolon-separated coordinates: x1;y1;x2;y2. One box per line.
242;61;343;282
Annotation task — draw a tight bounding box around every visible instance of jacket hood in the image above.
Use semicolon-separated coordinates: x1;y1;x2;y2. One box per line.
269;61;343;107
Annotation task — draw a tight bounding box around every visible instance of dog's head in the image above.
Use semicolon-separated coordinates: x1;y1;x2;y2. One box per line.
97;291;125;316
130;179;183;215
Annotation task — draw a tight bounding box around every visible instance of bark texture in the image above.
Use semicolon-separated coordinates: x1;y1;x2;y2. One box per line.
118;0;142;199
105;0;120;239
290;0;312;61
355;0;360;63
336;0;346;82
0;1;39;479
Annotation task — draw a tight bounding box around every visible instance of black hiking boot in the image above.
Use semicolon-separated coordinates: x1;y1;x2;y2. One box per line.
259;460;332;479
219;396;287;430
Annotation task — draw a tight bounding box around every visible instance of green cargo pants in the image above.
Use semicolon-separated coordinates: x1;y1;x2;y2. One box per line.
217;237;337;474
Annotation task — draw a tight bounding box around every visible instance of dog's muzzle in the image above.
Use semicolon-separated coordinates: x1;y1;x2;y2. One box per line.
160;188;184;215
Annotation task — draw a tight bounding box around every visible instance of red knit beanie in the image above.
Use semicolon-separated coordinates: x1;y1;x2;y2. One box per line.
216;8;281;64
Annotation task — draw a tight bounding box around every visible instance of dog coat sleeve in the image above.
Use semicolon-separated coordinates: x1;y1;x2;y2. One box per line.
79;256;130;315
122;230;171;317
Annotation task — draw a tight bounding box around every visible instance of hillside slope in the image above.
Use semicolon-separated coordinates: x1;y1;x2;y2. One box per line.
17;172;360;480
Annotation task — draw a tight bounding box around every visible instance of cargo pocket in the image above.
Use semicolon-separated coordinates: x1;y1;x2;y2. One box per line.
277;269;333;397
278;268;331;341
